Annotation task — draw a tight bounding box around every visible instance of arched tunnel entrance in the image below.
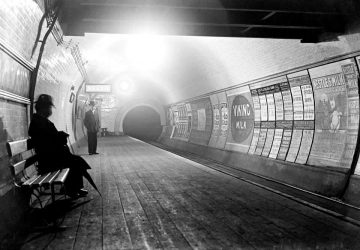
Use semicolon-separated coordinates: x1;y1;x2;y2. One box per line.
123;106;162;141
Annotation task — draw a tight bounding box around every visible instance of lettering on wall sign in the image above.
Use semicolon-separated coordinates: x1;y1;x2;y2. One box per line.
231;95;254;142
225;86;254;153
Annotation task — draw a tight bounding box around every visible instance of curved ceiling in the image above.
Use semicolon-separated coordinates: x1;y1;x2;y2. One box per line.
72;32;360;105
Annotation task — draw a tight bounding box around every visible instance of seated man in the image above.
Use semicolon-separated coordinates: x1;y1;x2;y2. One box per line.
29;94;91;198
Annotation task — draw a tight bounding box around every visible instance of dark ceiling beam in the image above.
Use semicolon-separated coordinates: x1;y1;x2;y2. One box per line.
66;19;322;38
76;5;346;19
74;8;346;33
82;19;325;30
75;0;353;15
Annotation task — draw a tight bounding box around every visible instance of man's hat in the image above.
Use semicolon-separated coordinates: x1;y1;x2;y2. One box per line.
89;100;95;106
35;94;55;107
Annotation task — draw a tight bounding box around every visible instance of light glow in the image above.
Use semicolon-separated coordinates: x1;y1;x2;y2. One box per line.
114;78;135;96
125;34;167;72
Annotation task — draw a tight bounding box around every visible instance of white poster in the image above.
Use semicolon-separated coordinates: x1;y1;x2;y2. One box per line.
197;109;206;131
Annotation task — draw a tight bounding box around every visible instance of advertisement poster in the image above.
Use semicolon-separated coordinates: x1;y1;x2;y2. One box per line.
252;89;261;122
197;109;206;131
189;98;213;146
169;105;177;139
248;89;261;155
248;128;260;154
277;129;292;160
250;77;288;157
274;87;284;121
216;91;229;149
269;129;283;159
261;123;275;157
186;103;192;139
290;85;304;120
308;59;359;168
355;57;360;175
301;84;315;120
217;91;229;149
173;103;190;141
259;95;268;121
286;71;314;164
254;129;267;155
225;86;254;153
296;130;314;164
266;93;276;121
220;102;229;138
272;82;293;160
281;82;293;121
286;130;303;162
213;105;220;132
209;94;221;148
209;92;228;149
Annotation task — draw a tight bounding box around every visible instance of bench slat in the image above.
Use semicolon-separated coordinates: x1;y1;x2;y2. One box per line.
11;155;37;176
31;173;51;186
23;175;41;186
43;170;60;185
6;139;30;157
54;168;70;184
11;160;27;176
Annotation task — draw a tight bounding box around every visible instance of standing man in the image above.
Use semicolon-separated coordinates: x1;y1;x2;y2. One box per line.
84;100;100;155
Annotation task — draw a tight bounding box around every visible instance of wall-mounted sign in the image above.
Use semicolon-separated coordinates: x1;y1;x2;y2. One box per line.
225;86;254;153
85;84;112;93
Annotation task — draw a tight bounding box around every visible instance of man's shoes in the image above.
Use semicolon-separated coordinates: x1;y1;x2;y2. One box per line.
67;192;80;199
66;189;88;199
78;188;88;196
89;152;99;155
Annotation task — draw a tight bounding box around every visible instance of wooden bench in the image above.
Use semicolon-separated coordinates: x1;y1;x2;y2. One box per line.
6;138;70;208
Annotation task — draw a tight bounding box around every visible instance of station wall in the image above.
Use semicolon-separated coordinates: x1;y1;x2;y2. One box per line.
0;0;84;242
159;52;360;205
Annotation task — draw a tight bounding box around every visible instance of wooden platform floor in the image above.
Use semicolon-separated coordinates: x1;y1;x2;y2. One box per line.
16;136;360;249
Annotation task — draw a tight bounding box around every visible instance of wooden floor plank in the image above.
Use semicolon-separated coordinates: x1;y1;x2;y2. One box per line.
114;160;163;249
129;173;193;249
102;157;132;250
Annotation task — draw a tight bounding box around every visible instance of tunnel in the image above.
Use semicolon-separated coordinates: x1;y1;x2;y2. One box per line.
2;0;360;249
122;106;162;141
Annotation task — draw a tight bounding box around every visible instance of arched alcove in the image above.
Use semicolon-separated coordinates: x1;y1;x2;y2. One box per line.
122;106;162;141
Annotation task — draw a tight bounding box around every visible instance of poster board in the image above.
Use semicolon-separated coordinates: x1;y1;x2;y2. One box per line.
173;103;191;141
307;59;359;168
285;71;314;163
249;76;288;157
209;92;229;149
225;86;254;153
189;98;213;145
169;105;178;139
209;94;220;147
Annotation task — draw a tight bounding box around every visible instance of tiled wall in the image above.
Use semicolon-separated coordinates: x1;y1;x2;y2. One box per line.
0;0;84;243
0;0;41;61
